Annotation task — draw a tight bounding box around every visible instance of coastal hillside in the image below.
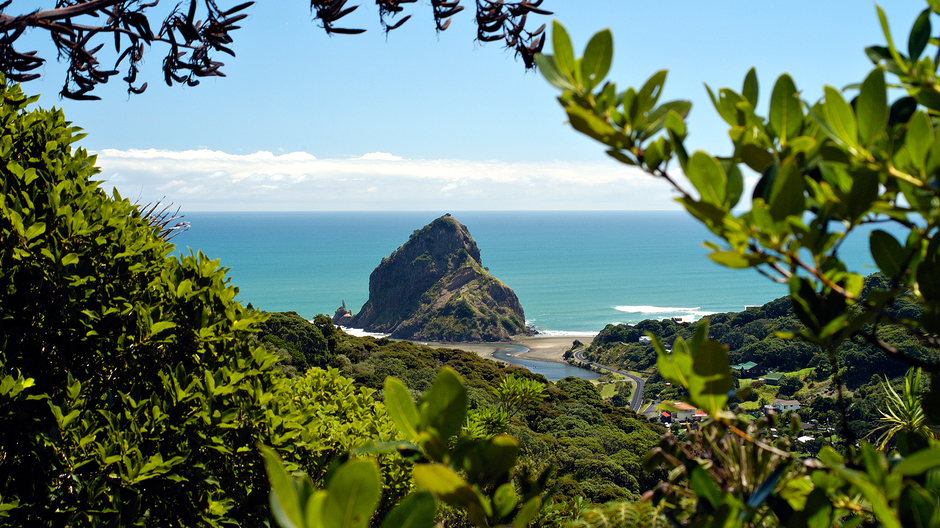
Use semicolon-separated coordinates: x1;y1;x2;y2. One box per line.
259;314;666;505
345;214;529;342
580;274;928;444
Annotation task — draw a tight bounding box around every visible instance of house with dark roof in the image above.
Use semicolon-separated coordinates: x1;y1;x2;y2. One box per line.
762;372;785;385
731;361;766;377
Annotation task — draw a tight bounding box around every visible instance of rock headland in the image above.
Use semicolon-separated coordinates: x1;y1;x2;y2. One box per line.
340;214;529;342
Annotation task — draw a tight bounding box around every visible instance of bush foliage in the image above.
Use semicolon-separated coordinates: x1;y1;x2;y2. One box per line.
0;81;407;526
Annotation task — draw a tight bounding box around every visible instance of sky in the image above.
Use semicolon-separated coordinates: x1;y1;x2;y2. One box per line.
12;0;929;211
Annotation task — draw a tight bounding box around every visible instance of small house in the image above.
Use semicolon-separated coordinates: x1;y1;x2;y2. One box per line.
731;361;765;377
670;402;697;422
762;372;785;385
773;399;800;412
639;335;652;344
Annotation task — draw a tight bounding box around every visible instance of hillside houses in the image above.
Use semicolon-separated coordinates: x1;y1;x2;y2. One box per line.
730;361;766;377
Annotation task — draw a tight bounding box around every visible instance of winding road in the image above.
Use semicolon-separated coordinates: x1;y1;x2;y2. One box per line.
572;349;646;413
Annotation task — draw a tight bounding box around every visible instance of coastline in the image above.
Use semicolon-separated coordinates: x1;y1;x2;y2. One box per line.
422;334;595;364
508;334;595;363
340;326;595;366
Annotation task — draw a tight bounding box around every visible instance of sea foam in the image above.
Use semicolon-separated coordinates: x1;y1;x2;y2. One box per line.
613;305;702;314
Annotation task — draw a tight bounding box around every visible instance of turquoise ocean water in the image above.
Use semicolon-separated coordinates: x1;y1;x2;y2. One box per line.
171;211;886;336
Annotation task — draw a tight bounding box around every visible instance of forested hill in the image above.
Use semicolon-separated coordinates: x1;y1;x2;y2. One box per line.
255;311;666;505
585;274;927;389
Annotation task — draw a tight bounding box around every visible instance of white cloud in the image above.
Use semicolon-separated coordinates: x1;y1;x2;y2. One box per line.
91;148;684;211
356;152;404;161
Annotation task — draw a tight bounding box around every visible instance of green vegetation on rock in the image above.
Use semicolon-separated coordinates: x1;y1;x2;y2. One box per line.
348;215;528;342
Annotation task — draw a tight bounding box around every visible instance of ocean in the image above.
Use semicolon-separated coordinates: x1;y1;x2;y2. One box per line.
170;211;886;336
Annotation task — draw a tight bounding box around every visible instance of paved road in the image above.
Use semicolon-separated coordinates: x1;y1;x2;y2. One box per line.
572;349;646;413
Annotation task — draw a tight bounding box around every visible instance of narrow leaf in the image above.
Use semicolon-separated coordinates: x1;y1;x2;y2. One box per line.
908;8;931;60
823;86;859;149
857;67;887;147
551;21;577;86
769;74;802;144
742;67;759;107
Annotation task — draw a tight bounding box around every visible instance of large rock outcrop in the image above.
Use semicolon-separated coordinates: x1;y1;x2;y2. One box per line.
348;214;528;342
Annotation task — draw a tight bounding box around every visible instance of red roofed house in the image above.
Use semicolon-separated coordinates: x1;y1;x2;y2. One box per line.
671;402;697;422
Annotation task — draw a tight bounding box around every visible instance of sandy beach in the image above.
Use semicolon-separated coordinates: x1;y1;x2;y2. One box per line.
425;334;595;364
508;335;595;363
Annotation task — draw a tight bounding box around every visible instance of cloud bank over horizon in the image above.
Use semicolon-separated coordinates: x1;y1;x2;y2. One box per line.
93;148;685;211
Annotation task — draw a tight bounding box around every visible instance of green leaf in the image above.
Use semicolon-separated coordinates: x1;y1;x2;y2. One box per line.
740;144;774;173
176;279;193;296
24;222;45;241
857;67;887;148
654;334;693;390
831;465;902;528
493;483;518;518
551;21;577;86
769;157;805;221
822;86;859;149
420;367;467;441
685;152;727;205
877;5;908;74
705;84;737;127
905;110;933;171
742;67;759;107
641;100;692;141
564;103;630;149
321;459;382;528
413;464;487;517
908;8;931;60
689;339;732;414
690;466;723;508
726;163;744;208
635;70;668;118
150;321;177;335
709;251;764;269
384;377;420;442
769;74;802;144
845;169;879;221
261;446;305;528
580;29;613;90
535;54;575;91
893;445;940;476
665;109;686;139
870;230;906;277
512;497;542;528
381;491;437;528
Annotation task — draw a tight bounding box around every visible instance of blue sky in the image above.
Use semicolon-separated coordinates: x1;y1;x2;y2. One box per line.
14;0;927;210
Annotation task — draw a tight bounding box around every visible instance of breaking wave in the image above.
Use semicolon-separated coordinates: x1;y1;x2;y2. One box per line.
614;305;702;314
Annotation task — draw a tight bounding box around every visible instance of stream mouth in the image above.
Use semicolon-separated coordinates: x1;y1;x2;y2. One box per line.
490;347;601;381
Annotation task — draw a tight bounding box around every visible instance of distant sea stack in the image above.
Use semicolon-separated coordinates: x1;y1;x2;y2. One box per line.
344;214;529;342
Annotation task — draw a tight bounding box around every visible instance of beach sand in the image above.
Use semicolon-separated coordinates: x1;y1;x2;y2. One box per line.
509;335;595;363
424;335;595;364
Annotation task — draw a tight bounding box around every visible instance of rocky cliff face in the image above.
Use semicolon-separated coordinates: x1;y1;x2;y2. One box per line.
348;214;528;342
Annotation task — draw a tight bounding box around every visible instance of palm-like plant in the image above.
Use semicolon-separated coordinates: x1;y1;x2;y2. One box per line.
871;368;939;450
